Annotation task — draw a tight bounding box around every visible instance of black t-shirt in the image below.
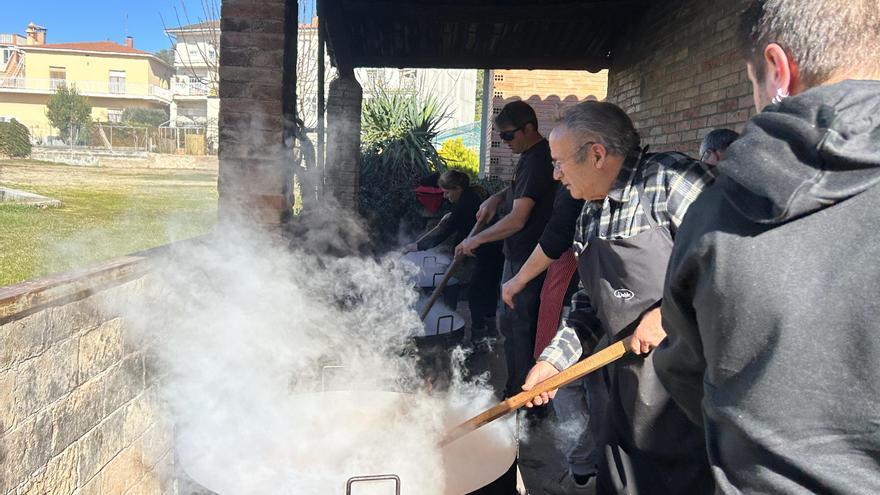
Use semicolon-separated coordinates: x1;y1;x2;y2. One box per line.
500;138;557;263
417;187;481;250
417;186;503;260
539;187;585;259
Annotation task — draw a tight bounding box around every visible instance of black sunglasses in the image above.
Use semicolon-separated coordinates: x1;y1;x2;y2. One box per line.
498;125;524;142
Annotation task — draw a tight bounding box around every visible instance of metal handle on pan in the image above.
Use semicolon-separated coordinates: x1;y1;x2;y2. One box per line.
345;474;401;495
436;314;453;336
321;365;346;392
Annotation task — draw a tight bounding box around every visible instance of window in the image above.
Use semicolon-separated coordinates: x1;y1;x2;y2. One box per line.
109;70;126;94
1;49;11;65
107;109;123;123
490;174;499;180
49;67;66;90
492;107;501;115
494;74;504;82
493;91;503;98
490;157;499;165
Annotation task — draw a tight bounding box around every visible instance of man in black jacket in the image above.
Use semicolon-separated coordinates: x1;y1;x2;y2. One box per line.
654;1;880;493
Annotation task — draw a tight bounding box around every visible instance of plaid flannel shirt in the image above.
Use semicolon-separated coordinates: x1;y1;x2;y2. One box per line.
539;151;717;370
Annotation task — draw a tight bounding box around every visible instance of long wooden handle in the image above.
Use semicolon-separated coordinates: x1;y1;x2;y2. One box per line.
419;219;487;321
412;212;453;246
440;337;632;446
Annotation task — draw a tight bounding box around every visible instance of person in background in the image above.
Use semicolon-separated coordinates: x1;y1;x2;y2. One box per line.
699;128;740;165
655;1;880;493
405;170;504;343
521;100;717;494
456;100;557;399
501;186;600;494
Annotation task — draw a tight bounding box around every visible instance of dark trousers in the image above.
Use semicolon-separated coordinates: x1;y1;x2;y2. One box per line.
498;259;545;398
469;250;504;338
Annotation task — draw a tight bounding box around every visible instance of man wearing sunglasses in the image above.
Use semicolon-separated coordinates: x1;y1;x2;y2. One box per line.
456;100;557;401
521;100;717;494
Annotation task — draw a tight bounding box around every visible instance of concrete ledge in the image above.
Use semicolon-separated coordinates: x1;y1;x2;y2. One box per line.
0;187;62;208
29;147;219;171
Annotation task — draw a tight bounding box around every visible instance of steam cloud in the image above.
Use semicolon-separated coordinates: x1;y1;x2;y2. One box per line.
116;201;514;494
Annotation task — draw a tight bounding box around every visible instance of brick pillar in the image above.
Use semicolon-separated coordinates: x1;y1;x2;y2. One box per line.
325;74;362;210
218;0;294;224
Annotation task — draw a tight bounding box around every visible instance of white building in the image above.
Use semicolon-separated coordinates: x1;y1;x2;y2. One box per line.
297;23;477;133
164;20;220;149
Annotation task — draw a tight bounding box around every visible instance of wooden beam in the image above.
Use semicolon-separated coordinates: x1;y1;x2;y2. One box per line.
350;55;611;71
318;0;355;76
340;0;643;22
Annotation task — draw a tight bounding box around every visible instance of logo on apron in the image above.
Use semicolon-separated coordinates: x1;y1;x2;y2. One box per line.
613;288;635;300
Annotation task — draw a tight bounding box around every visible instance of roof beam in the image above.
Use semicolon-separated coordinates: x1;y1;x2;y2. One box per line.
340;0;642;22
351;55;611;71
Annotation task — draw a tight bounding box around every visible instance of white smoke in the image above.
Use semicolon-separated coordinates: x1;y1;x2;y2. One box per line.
117;202;514;494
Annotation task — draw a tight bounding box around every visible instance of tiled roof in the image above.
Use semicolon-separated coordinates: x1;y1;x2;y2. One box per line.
27;41;153;56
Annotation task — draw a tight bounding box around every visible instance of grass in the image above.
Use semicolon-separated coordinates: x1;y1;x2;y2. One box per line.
0;159;218;287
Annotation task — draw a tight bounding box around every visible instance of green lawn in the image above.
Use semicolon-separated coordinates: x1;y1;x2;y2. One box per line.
0;159;218;287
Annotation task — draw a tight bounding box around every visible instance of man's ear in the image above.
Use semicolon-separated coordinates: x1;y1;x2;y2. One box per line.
592;143;608;169
763;42;800;97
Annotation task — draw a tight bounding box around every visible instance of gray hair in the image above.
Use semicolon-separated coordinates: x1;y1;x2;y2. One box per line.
558;101;641;160
737;0;880;86
700;129;740;157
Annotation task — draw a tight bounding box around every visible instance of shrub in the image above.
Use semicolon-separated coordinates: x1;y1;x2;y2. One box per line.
438;137;479;178
0;120;32;158
359;90;449;247
122;108;169;127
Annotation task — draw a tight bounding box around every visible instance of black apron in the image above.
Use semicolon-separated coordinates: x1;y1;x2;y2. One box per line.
579;179;712;495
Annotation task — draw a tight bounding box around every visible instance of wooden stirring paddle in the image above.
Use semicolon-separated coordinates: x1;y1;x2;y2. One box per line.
419;218;487;321
440;337;632;446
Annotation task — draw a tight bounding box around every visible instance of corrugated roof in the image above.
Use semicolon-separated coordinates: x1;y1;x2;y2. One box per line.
167;20;220;32
320;0;647;72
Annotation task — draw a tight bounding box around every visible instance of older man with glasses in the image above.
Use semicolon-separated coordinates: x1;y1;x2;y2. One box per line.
456;100;557;403
520;100;717;494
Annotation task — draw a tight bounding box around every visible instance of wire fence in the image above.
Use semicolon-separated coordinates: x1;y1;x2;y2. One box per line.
28;124;215;155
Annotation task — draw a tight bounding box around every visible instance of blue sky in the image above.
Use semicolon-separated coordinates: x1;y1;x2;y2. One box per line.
3;0;318;54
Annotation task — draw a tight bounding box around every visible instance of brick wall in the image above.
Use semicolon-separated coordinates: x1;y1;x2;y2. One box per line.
218;0;293;224
0;258;175;495
487;69;609;181
324;74;362;210
606;0;753;156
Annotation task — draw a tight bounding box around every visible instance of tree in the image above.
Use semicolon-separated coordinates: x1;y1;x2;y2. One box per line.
46;85;91;144
438;137;479;177
155;48;175;66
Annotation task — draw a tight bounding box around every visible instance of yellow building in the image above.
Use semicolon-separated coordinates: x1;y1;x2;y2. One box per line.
0;23;172;140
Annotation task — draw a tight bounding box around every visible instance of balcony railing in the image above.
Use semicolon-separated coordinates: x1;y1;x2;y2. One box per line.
0;77;172;103
172;80;211;97
0;34;27;45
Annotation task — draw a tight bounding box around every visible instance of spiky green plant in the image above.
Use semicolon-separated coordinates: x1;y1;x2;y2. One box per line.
359;90;450;247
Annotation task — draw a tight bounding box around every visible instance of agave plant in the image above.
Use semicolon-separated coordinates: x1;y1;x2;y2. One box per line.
359;90;450;247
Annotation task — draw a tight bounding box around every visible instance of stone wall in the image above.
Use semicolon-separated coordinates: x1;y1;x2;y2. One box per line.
606;0;753;156
29;149;218;170
487;69;609;181
0;257;176;495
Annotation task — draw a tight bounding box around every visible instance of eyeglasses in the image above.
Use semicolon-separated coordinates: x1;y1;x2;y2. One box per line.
552;141;597;171
498;125;524;142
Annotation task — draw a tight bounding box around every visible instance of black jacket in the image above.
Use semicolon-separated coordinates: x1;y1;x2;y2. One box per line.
655;80;880;494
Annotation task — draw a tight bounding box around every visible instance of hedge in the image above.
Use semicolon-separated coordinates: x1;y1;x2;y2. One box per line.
0;120;32;158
